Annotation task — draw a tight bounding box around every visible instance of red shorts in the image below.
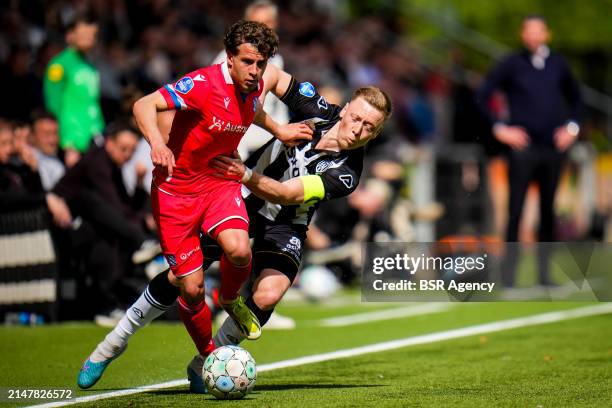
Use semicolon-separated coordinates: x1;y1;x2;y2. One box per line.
151;182;249;277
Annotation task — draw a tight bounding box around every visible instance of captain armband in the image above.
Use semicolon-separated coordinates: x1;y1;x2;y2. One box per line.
300;175;325;204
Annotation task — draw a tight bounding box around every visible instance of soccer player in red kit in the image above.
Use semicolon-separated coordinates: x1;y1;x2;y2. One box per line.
131;21;310;358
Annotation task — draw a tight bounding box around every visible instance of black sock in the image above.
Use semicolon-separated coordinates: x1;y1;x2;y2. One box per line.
147;269;180;307
245;296;274;326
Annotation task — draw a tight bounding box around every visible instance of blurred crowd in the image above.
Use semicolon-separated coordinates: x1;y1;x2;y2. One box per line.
1;0;611;319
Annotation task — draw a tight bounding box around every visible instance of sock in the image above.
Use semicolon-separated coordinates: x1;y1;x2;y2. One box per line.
89;270;178;363
178;297;215;356
213;315;246;347
213;296;274;347
219;254;251;301
245;296;274;326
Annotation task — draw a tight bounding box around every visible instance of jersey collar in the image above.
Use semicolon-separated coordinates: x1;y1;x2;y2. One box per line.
221;61;233;84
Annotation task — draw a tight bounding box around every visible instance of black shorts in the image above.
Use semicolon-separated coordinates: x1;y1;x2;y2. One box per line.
200;215;306;283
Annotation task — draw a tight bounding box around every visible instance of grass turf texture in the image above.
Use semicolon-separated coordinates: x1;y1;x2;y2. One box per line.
1;300;610;407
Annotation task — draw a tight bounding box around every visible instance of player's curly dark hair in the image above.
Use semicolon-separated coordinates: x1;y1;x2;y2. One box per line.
223;20;278;60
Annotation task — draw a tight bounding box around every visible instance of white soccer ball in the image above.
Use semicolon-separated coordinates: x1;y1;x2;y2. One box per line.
203;345;257;399
299;265;340;301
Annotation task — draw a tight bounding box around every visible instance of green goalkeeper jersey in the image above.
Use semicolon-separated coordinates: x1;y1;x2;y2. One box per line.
44;47;104;152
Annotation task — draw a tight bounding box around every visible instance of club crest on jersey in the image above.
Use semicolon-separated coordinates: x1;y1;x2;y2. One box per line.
315;160;331;173
299;82;316;98
289;236;301;249
175;76;194;94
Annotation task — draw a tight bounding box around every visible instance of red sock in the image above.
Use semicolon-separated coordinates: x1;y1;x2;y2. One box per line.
177;297;215;356
219;254;251;301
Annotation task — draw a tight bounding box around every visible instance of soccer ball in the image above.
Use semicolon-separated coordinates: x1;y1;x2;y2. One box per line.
203;345;257;399
299;265;339;301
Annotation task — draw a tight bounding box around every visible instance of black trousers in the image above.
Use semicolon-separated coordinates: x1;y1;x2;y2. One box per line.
502;146;564;286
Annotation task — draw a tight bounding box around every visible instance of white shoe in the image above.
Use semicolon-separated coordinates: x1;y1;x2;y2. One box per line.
265;312;296;330
187;355;207;394
132;240;161;264
94;309;125;328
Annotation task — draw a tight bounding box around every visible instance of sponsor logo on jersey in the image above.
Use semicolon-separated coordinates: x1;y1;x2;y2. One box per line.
317;96;328;110
175;76;194;94
339;174;354;189
223;96;231;109
315;160;331;173
193;74;206;81
299;82;316;98
235;197;242;207
208;116;249;134
165;254;177;267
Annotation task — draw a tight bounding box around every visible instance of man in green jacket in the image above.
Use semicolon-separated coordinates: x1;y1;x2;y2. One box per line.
44;13;104;167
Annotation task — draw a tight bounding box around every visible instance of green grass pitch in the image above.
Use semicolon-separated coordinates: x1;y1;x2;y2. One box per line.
1;299;611;407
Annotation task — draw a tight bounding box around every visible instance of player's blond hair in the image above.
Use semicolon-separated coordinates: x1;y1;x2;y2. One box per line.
351;86;392;120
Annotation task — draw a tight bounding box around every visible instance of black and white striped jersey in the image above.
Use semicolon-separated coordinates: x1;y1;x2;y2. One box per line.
242;77;364;227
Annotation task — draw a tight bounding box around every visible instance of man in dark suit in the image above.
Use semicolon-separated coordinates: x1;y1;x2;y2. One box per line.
477;15;583;287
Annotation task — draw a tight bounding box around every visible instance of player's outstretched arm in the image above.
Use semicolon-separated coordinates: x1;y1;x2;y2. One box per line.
133;91;176;176
255;63;313;147
253;104;312;147
211;152;323;206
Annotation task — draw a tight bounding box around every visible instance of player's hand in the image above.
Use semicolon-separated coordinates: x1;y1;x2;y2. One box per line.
210;150;246;181
276;122;313;147
150;141;175;177
45;193;72;228
553;126;578;152
493;124;530;150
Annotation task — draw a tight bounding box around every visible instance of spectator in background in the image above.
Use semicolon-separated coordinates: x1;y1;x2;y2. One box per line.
476;15;583;287
52;122;159;324
29;111;65;191
0;121;72;228
212;0;289;158
0;45;43;122
44;12;104;168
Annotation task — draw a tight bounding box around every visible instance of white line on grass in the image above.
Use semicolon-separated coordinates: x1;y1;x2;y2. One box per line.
28;303;612;408
319;303;452;327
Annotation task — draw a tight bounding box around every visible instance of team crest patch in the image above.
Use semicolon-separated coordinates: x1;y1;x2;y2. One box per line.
315;160;331;173
175;76;194;94
165;254;177;267
299;82;316;98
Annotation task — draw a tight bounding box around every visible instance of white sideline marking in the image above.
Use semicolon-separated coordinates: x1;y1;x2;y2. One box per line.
28;303;612;408
319;303;452;327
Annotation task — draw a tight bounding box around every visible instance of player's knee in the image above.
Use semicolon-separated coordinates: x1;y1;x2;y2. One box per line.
223;241;251;266
253;287;283;310
180;282;204;305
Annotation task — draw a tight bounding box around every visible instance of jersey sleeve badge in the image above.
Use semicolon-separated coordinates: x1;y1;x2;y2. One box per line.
47;63;64;82
175;76;195;94
298;82;316;98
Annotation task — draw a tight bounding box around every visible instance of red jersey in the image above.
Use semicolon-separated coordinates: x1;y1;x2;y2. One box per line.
155;62;263;195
